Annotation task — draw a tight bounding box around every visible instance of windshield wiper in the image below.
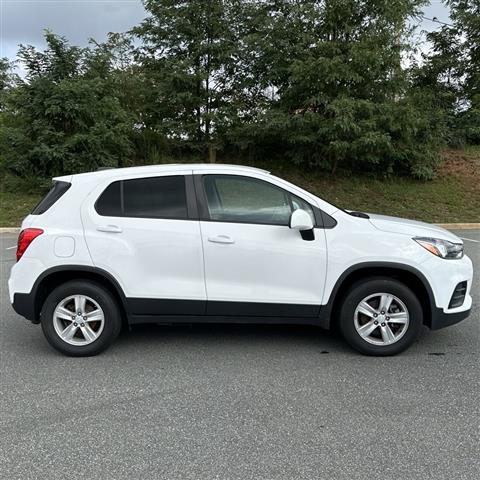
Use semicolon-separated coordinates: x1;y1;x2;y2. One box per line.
347;211;370;219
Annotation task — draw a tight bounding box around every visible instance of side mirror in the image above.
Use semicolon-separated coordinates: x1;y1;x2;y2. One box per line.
289;209;314;231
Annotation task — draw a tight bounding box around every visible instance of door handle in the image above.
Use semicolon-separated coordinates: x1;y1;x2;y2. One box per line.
96;224;123;233
208;235;235;244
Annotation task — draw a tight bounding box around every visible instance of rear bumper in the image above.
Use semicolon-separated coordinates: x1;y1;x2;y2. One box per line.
430;306;472;330
11;292;38;323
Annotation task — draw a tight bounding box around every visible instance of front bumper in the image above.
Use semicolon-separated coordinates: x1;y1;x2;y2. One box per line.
422;253;473;312
421;253;474;331
430;306;472;330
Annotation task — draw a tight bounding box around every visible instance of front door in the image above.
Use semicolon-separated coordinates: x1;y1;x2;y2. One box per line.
195;172;327;317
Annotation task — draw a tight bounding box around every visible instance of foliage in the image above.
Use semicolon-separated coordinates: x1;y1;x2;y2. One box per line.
132;0;267;162
0;1;478;183
240;0;442;177
413;0;480;146
0;32;134;178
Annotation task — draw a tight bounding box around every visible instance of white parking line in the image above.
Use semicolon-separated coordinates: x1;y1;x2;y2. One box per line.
5;246;16;250
460;237;480;243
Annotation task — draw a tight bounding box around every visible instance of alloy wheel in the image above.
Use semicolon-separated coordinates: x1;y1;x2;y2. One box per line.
354;292;410;346
52;295;105;346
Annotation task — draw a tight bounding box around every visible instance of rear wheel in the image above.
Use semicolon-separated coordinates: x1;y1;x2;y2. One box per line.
40;280;122;356
339;277;423;356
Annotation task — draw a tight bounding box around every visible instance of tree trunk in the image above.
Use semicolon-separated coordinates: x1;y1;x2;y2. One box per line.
208;144;216;163
331;155;338;175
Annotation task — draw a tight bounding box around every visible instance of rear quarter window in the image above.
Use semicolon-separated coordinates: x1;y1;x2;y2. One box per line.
31;181;71;215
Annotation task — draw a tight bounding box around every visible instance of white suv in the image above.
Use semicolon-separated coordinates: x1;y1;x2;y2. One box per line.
9;164;473;356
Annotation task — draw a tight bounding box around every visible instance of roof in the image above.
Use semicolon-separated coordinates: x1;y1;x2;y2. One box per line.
54;163;270;183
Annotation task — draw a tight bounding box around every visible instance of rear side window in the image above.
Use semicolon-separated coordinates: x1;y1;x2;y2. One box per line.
95;175;188;219
31;181;71;215
95;181;122;216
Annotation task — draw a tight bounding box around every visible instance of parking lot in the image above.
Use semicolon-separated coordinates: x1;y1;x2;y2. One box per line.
0;229;478;480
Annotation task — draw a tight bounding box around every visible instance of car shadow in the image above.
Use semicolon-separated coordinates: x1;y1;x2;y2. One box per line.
114;322;351;354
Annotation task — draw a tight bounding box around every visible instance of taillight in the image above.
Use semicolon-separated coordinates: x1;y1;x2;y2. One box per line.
16;228;44;262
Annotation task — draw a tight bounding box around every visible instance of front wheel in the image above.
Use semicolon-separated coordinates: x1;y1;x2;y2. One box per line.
339;277;423;356
40;280;122;356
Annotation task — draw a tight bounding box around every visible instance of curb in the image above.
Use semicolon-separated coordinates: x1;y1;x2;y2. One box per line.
0;228;20;233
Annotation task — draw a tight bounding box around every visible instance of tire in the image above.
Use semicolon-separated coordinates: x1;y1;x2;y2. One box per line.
40;280;122;356
339;277;423;356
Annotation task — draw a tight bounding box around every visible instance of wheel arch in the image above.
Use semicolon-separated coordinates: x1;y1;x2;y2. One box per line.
322;262;436;330
28;265;129;325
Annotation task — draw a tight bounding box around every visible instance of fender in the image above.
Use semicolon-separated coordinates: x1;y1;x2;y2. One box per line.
318;261;436;329
12;265;130;323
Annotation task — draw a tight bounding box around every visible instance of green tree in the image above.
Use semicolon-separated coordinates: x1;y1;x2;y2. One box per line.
2;1;471;182
133;0;262;162
1;32;134;178
416;1;480;145
0;58;16;110
448;0;480;143
244;0;441;178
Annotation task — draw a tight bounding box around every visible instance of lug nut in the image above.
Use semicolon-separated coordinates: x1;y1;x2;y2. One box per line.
381;311;385;315
73;322;78;327
80;323;85;327
374;321;378;325
71;315;76;320
386;316;390;321
373;313;378;318
381;322;386;327
83;316;87;321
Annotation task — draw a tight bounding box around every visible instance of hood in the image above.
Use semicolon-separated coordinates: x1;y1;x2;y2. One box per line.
367;213;462;243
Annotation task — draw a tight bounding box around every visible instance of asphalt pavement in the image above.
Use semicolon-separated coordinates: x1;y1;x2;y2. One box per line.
0;230;479;480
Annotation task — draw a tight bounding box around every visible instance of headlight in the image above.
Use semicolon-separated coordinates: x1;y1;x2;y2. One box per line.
413;237;464;259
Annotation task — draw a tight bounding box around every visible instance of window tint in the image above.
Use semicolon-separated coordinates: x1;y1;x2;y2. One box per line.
124;176;187;218
95;181;122;217
31;181;71;215
203;175;314;226
95;175;188;219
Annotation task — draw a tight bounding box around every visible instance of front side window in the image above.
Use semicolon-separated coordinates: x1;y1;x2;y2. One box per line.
203;175;314;226
96;175;187;219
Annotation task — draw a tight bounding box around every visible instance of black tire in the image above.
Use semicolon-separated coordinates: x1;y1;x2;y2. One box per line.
339;277;423;356
40;280;122;356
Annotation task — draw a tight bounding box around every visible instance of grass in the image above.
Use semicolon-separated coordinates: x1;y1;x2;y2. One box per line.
0;192;42;227
272;147;480;224
1;148;479;227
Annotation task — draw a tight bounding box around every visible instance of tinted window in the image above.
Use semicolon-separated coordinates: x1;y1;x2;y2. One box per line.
124;176;187;218
31;181;71;215
95;175;188;219
95;181;122;216
204;175;314;225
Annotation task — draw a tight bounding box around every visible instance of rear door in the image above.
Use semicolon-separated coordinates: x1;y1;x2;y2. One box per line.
194;171;328;317
81;173;206;316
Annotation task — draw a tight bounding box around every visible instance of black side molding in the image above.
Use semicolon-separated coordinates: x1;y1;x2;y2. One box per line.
127;298;206;316
206;300;319;317
126;298;320;321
